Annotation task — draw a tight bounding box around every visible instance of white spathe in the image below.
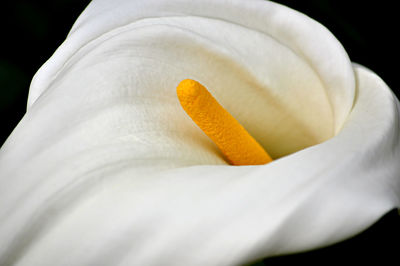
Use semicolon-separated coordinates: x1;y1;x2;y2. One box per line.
0;0;399;265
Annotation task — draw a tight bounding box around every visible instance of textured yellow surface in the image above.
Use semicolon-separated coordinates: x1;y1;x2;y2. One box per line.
177;79;272;165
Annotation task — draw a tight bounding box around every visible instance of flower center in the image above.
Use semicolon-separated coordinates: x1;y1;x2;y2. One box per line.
177;79;272;165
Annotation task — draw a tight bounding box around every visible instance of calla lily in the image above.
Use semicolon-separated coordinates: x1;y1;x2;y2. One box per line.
0;0;399;265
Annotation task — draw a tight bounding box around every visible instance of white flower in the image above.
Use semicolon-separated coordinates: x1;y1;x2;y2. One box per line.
0;0;399;265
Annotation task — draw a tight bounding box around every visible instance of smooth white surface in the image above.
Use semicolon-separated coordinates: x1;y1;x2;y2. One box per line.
0;0;399;265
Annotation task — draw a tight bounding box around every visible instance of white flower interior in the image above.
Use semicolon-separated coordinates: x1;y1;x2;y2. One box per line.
56;16;335;160
27;0;356;162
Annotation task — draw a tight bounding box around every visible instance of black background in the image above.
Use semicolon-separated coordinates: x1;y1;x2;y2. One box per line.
0;0;399;264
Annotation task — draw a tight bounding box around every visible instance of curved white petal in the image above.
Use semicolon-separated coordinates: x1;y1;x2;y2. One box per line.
0;0;399;265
